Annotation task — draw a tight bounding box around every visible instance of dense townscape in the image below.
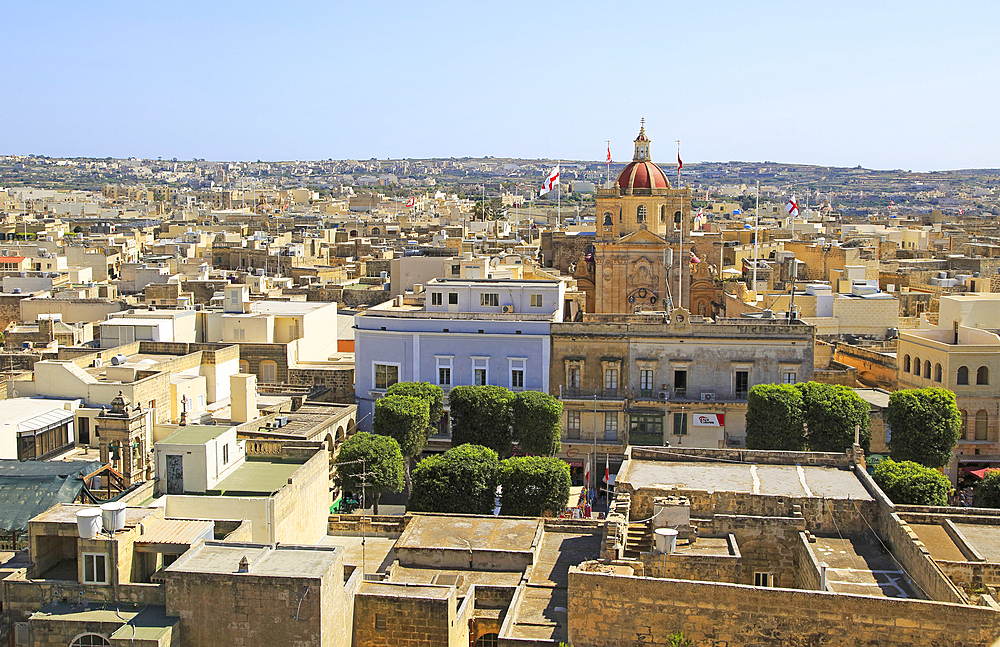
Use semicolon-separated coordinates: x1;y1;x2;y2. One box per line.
0;127;999;646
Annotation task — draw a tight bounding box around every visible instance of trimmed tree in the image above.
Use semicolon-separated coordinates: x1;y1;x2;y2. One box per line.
408;444;500;515
872;458;950;506
976;471;1000;508
449;385;516;456
498;456;571;517
796;382;871;454
745;384;805;451
332;432;404;515
373;394;431;459
885;387;961;469
512;391;563;456
386;381;444;430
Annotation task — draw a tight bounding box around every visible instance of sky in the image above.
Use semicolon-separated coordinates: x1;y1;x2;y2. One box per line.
3;1;999;171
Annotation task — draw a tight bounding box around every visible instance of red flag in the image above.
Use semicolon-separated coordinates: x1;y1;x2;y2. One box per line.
405;196;415;208
606;144;612;163
677;154;683;173
604;454;610;485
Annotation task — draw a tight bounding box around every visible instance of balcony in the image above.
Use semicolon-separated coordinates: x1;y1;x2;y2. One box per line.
561;387;626;401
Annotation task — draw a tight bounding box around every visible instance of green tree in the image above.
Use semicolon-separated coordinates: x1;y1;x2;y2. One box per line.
449;385;516;456
386;381;444;430
885;387;961;469
498;456;570;517
408;444;500;515
512;391;562;456
976;470;1000;508
872;458;950;506
797;382;871;453
373;393;431;471
745;384;806;451
332;432;404;515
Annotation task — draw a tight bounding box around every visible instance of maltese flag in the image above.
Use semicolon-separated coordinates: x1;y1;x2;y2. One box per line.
540;165;560;196
405;196;416;208
786;195;799;218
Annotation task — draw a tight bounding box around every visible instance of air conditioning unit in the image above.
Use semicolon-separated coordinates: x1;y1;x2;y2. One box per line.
700;392;717;401
657;391;670;400
93;357;103;368
501;305;515;313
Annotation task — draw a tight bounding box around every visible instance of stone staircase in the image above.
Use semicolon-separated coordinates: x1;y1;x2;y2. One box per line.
622;520;651;559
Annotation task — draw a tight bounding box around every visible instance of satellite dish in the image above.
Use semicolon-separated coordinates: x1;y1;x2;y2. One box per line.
490;257;501;268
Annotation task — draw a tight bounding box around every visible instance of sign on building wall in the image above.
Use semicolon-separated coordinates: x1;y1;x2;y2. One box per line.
692;413;724;427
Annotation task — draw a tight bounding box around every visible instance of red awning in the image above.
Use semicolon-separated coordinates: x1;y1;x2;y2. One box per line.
967;468;1000;479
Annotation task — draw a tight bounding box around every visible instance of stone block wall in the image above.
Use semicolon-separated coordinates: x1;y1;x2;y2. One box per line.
567;567;1000;647
353;583;458;647
271;444;331;545
638;534;741;583
288;366;355;403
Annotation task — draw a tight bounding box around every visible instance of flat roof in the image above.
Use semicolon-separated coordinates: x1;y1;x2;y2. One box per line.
160;425;230;446
357;581;452;600
953;523;1000;563
209;457;305;496
622;460;872;500
396;515;541;553
0;397;79;428
811;535;916;598
30;503;158;527
166;541;339;578
251;301;332;315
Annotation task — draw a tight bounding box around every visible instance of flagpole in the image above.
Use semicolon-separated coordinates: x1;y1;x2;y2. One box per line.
606;140;611;187
676;140;682;311
557;160;561;226
753;181;760;294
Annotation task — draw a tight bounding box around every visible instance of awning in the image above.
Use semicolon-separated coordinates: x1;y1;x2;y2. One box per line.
967;468;1000;479
959;454;1000;463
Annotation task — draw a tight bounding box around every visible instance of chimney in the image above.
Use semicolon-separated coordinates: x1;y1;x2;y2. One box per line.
230;373;257;424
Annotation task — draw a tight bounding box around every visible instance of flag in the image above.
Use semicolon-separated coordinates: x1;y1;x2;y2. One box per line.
786;195;799;217
603;454;610;485
606;145;612;164
677;154;683;173
690;253;701;264
540;165;560;196
584;457;591;488
405;196;416;208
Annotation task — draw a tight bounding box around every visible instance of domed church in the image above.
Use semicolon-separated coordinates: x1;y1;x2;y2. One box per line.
579;121;706;315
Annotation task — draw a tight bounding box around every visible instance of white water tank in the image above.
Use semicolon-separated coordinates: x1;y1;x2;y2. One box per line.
101;501;126;533
654;528;679;554
76;508;102;539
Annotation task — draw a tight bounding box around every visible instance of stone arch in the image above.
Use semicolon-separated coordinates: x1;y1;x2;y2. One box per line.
336;425;346;443
976;410;989;441
978;366;990;385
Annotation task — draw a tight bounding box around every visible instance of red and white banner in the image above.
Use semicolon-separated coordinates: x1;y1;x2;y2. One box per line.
786;195;799;218
405;196;416;208
692;413;725;427
540;165;560;196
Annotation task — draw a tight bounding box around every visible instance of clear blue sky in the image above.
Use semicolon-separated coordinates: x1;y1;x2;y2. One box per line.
3;1;998;171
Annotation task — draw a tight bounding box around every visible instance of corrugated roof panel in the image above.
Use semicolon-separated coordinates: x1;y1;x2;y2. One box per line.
136;518;214;546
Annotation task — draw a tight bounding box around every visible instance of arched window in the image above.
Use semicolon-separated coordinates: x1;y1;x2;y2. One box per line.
976;410;989;441
978;366;989;385
924;360;931;379
260;360;277;384
961;410;968;438
913;357;921;375
637;205;647;223
934;363;942;383
71;635;111;647
239;359;250;374
903;355;911;373
660;205;666;223
474;634;499;647
603;212;613;227
958;366;969;385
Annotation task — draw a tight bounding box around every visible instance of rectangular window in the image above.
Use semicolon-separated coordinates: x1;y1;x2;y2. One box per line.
735;370;750;399
567;411;581;439
640;369;654;398
480;293;499;307
510;359;526;392
374;363;399;390
674;370;687;398
783;371;797;385
673;412;688;436
222;443;229;465
629;414;664;446
530;293;543;308
375;613;387;630
604;412;618;441
436;356;453;388
754;572;775;587
568;366;581;389
451;264;460;276
448;292;458;305
605;368;618;391
473;357;489;386
83;553;108;584
431;292;442;306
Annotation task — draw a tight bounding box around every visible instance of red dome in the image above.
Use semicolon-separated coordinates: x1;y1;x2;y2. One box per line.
616;161;669;190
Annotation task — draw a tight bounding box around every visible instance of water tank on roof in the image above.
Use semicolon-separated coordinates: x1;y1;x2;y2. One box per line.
12;288;20;294
76;508;102;539
110;354;127;366
101;501;126;534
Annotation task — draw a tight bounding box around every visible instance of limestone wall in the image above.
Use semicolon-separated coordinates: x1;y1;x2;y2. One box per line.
566;567;1000;647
